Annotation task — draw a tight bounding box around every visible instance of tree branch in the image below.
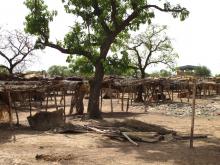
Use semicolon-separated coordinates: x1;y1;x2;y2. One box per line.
0;51;10;62
114;3;187;36
152;37;168;52
43;41;93;60
127;46;143;71
110;0;118;29
144;4;185;13
148;60;173;69
92;0;111;34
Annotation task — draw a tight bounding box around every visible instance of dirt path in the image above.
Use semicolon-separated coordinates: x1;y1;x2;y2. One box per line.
1;97;220;165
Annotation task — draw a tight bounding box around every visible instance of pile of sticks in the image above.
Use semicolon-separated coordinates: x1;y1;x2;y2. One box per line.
55;123;208;146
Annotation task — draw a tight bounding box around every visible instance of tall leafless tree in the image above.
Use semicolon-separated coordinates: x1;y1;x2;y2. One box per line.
127;25;178;101
0;29;36;75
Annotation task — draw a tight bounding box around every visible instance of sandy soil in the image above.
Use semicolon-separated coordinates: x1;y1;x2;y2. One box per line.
1;96;220;165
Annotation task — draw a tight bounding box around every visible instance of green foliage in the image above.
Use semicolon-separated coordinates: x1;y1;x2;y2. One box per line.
24;0;189;58
68;56;94;77
47;65;71;77
150;69;172;77
194;65;211;77
24;0;189;117
150;71;160;77
24;0;57;44
104;52;135;76
67;52;135;76
0;67;9;75
159;69;172;77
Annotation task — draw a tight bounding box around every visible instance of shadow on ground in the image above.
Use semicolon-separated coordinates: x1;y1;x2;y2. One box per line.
94;119;220;165
0;123;46;144
101;112;147;119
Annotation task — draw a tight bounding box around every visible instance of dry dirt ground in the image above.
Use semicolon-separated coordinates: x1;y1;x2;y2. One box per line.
1;96;220;165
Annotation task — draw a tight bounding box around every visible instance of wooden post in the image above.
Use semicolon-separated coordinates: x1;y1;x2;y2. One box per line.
144;86;148;112
7;90;13;127
29;92;32;116
54;91;58;111
126;92;129;112
190;79;196;148
45;93;49;112
63;90;66;122
117;90;120;104
100;89;103;112
167;90;171;102
187;80;190;102
109;84;113;113
121;87;124;111
171;90;174;102
131;92;133;105
13;104;19;125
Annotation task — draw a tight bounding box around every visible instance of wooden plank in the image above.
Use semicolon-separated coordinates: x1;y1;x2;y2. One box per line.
121;132;139;146
85;125;107;134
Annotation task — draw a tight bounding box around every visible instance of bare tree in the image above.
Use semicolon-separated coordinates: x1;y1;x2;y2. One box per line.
127;25;178;101
0;29;36;75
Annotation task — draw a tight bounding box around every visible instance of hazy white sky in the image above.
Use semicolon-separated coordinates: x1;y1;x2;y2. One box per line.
0;0;220;75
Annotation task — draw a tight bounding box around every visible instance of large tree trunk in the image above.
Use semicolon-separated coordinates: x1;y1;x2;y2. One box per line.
134;71;145;102
8;66;14;77
87;62;104;119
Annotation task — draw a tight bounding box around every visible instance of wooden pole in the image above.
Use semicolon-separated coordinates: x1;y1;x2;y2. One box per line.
100;89;103;112
131;92;133;105
29;92;32;116
190;79;196;148
121;88;124;111
45;94;49;112
171;90;174;102
54;91;58;111
14;104;19;125
7;90;13;128
144;86;148;112
63;90;66;122
126;92;129;112
187;80;190;102
109;84;113;113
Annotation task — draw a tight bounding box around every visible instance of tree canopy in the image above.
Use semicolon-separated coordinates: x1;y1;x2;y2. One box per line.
126;24;178;78
47;65;71;77
24;0;189;118
150;69;172;77
24;0;188;61
67;56;94;77
194;65;211;77
67;52;134;77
